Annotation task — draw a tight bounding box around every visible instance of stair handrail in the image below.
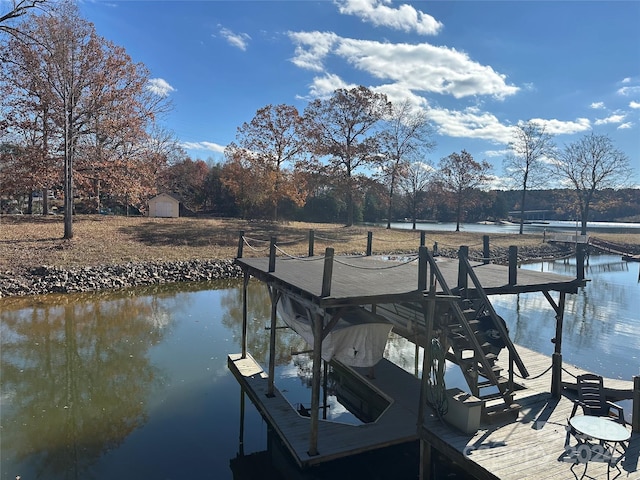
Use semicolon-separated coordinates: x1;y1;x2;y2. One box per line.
459;254;529;378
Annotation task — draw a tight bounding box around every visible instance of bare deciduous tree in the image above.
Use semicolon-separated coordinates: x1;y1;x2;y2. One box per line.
379;100;435;229
554;132;632;235
503;121;555;234
398;160;433;229
437;150;492;232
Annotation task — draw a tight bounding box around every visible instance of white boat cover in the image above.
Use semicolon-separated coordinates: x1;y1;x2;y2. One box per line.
277;294;393;368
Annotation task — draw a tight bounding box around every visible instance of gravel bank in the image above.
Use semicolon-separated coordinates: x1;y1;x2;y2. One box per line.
0;243;577;298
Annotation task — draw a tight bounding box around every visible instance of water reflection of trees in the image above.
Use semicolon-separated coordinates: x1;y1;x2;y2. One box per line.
0;290;174;479
220;281;308;367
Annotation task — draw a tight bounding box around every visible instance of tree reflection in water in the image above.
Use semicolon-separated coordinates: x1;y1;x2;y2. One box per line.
1;289;171;478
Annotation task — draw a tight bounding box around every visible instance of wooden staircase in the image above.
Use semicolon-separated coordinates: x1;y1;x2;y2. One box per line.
423;249;529;421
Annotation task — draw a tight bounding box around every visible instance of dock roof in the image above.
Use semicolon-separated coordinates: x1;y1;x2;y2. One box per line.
235;254;583;307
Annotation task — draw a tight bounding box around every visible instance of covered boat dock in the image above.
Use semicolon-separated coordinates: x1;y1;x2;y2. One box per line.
229;237;639;479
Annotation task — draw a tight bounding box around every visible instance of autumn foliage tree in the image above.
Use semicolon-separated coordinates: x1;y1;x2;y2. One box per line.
1;2;167;235
303;86;391;226
223;104;308;220
437;150;492;231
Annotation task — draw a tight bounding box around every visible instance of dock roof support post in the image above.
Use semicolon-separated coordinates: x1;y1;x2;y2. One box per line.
483;235;490;264
308;311;324;456
420;231;426;247
632;376;639;433
418;283;436;429
267;287;281;397
237;231;244;258
366;231;373;256
551;291;566;398
321;248;334;297
308;229;314;257
457;246;468;291
508;246;518;285
241;271;249;359
418;246;427;291
269;236;277;272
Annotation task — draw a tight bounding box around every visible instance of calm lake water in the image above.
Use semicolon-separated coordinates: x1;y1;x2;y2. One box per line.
1;254;638;479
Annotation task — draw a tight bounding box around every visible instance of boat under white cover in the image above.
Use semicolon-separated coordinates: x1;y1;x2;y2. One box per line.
277;294;393;368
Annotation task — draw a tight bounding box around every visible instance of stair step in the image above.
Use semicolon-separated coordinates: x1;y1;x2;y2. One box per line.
478;376;510;388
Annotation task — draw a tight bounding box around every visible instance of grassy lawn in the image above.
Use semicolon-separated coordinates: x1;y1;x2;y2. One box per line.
1;214;638;271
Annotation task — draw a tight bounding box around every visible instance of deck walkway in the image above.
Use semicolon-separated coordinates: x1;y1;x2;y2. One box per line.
229;346;639;479
423;344;638;480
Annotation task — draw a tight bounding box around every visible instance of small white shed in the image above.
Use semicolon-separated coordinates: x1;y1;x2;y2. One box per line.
148;193;180;218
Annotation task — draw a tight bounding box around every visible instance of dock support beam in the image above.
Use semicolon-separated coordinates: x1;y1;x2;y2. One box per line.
241;271;249;359
308;311;324;456
633;375;639;433
308;229;314;257
550;291;566;398
508;246;518;285
267;287;281;397
419;439;432;480
483;235;490;264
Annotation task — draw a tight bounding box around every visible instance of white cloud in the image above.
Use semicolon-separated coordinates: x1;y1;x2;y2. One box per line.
146;78;176;97
622;77;632;84
288;31;339;72
594;114;626;125
617;85;640;96
181;141;226;153
219;27;251;51
484;149;510;158
618;122;633;130
426;106;514;144
630;101;640;109
306;73;355;99
528;117;591;135
590;101;605;109
290;33;519;100
334;0;443;35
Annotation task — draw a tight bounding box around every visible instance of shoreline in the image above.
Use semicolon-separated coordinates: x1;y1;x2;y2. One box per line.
0;244;573;298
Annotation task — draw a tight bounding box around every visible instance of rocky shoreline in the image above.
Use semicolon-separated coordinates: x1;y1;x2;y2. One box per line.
0;244;575;298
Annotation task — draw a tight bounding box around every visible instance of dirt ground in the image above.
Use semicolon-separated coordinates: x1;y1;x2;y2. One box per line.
1;215;638;271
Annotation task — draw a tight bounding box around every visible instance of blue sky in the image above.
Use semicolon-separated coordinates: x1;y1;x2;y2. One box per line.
79;0;640;186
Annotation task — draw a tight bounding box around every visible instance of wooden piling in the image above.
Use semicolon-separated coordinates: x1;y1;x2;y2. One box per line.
366;231;373;256
633;375;640;433
321;248;334;297
268;236;277;272
237;230;244;258
483;235;490;265
457;246;468;291
508;246;518;285
308;230;314;257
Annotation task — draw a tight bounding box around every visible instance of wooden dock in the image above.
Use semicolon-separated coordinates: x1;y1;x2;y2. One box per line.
229;346;639;479
228;352;421;468
422;344;639;480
